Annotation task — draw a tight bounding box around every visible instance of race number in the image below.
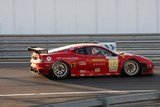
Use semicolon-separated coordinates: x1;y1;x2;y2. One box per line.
108;57;118;72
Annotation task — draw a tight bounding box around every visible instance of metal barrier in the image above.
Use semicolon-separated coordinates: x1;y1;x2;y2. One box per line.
39;92;160;107
0;34;160;65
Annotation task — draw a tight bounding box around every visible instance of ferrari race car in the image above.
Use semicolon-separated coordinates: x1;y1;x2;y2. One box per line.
28;43;154;79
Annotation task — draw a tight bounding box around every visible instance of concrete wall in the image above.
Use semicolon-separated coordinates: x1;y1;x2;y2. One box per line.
0;0;160;34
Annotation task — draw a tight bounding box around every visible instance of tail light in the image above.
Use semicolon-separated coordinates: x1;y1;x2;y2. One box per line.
31;54;44;62
31;53;52;62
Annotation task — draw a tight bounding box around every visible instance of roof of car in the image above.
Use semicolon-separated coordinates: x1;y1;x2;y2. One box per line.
48;43;100;53
67;43;100;47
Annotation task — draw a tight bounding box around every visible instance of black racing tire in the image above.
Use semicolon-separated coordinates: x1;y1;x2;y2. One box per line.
50;61;70;79
122;59;141;76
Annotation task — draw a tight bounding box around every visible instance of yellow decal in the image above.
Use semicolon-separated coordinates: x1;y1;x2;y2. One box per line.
109;57;118;72
71;63;76;67
92;59;105;62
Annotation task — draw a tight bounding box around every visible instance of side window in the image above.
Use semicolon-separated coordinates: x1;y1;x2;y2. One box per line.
86;47;103;56
75;48;86;55
99;48;113;56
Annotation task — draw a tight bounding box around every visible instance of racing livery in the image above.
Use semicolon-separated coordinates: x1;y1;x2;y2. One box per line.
28;43;154;79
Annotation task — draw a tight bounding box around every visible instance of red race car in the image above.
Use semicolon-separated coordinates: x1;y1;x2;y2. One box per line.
28;43;154;79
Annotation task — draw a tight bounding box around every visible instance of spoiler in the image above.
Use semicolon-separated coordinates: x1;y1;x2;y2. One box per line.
28;47;48;54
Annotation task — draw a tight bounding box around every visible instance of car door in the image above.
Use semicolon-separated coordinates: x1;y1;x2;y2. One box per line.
72;47;89;76
85;46;108;76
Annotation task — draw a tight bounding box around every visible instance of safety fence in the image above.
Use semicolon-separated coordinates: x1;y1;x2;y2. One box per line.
0;34;160;65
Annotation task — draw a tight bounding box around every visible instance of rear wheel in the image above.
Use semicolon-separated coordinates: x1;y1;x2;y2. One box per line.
123;60;140;76
51;61;70;79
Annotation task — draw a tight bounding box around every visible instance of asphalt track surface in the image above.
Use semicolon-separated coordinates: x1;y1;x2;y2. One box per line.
0;63;160;107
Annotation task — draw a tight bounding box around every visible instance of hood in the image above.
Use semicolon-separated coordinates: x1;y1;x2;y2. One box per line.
117;51;134;56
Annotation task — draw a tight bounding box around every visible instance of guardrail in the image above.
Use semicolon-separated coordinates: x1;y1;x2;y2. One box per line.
0;34;160;65
39;92;160;107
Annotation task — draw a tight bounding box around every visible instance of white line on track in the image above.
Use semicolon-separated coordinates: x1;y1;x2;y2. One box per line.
0;90;156;97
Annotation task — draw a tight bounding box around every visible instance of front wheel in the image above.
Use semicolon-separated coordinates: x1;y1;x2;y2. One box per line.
51;61;70;79
123;60;140;76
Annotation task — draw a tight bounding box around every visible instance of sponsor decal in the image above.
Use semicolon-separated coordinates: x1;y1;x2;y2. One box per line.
80;74;85;76
108;57;119;72
115;73;120;75
93;63;105;66
56;57;61;60
57;57;78;60
80;70;86;73
92;59;105;62
95;68;100;72
71;63;76;67
63;57;78;60
97;74;103;76
106;73;111;75
71;74;76;76
46;56;52;61
78;61;86;65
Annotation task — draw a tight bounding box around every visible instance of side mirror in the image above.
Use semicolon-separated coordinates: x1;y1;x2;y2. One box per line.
119;52;124;56
119;52;125;58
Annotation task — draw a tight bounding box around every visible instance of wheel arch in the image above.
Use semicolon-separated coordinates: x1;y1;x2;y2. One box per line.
49;60;71;79
121;58;142;75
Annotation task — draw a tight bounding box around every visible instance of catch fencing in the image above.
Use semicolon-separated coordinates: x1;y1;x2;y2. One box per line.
0;34;160;65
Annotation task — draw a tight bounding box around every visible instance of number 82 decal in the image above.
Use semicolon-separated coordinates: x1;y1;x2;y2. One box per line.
108;57;119;72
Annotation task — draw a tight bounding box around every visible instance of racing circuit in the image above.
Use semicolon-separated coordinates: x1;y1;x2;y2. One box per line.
0;62;160;106
0;34;160;107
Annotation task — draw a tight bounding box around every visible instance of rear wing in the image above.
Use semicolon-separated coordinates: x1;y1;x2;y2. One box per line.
28;47;48;54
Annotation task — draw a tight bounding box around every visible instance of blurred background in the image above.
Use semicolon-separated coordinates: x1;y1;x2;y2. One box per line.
0;0;160;65
0;0;160;34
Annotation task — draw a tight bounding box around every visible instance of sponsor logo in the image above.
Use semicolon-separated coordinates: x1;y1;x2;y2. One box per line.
92;59;105;62
57;57;78;60
71;74;76;76
93;63;105;66
108;57;119;72
80;74;85;76
95;68;100;72
78;61;86;65
115;73;120;75
80;70;86;73
71;63;76;67
46;56;52;61
97;74;103;76
106;73;111;75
